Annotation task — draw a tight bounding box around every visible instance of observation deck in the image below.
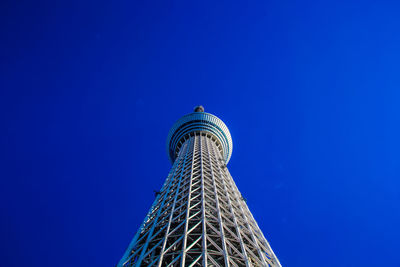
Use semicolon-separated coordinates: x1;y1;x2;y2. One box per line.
166;106;233;164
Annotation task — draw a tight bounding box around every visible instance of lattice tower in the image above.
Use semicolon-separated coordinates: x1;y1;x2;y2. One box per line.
118;107;281;267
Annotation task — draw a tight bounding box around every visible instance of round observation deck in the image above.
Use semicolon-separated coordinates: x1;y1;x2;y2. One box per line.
166;107;233;164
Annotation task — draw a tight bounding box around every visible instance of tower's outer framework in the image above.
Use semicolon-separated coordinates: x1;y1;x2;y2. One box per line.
118;111;281;267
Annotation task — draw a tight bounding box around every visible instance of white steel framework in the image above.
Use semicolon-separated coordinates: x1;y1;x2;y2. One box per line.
118;108;281;267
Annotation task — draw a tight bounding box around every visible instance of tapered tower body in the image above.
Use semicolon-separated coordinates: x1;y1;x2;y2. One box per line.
118;107;281;267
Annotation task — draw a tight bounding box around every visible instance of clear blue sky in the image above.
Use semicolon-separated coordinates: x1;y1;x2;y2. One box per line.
1;1;399;266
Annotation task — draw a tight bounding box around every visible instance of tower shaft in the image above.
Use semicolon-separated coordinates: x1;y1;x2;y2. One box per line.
119;132;281;266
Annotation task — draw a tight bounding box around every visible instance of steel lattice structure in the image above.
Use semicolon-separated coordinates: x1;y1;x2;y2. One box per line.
118;107;281;267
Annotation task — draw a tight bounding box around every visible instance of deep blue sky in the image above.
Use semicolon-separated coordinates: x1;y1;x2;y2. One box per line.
1;0;400;266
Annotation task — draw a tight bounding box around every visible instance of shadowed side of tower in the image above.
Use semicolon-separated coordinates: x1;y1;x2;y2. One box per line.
118;107;281;267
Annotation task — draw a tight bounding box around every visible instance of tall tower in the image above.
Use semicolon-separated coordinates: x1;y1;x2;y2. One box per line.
118;107;281;267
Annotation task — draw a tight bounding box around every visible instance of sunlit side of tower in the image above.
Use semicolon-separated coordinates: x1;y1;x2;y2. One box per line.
118;106;281;267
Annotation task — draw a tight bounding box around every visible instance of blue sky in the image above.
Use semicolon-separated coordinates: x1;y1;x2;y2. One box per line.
1;0;399;266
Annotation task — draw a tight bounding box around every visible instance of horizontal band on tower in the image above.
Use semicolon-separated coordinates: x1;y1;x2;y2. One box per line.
166;112;233;164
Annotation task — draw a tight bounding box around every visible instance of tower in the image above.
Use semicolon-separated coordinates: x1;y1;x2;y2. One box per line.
118;107;281;267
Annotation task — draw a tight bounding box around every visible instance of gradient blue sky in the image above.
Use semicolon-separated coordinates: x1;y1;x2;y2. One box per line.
1;1;400;266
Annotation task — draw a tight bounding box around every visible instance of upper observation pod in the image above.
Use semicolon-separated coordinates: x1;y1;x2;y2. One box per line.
166;106;233;164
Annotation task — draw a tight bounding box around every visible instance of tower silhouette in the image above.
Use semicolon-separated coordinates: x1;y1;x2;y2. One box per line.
118;107;281;267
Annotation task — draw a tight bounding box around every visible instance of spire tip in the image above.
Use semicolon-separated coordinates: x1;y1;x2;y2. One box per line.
194;105;205;112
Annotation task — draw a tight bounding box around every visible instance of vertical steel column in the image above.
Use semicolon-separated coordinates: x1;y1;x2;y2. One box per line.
208;137;251;267
224;167;281;267
157;139;193;266
200;135;208;267
118;146;184;267
204;135;230;267
181;135;197;266
134;144;188;266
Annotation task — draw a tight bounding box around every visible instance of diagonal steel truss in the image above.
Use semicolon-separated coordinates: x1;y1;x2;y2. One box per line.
119;132;281;267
